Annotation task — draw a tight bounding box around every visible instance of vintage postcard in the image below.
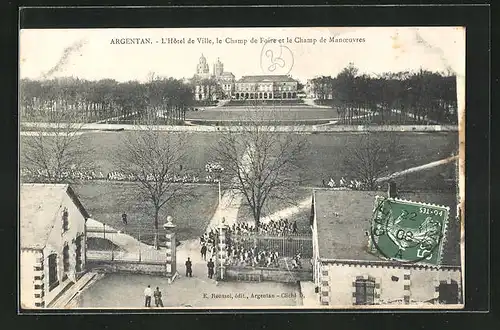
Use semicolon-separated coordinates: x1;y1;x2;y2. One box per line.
19;26;465;310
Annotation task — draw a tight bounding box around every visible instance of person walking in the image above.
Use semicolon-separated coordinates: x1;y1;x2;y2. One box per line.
154;287;164;307
201;244;207;261
144;285;152;307
207;258;215;279
185;257;193;277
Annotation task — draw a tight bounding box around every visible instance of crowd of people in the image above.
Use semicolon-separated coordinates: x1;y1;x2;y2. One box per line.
225;219;299;236
323;177;372;190
199;222;304;270
20;168;221;184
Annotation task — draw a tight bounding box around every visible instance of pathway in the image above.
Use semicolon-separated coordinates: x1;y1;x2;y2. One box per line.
376;155;458;183
302;98;331;108
93;111;138;124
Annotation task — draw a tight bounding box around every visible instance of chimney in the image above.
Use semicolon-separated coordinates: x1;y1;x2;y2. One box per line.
387;181;397;198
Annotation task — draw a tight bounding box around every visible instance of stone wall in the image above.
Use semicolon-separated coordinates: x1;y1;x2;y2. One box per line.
225;266;312;283
86;260;173;278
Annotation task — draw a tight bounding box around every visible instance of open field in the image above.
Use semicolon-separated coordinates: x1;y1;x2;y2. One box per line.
73;181;219;242
20;131;458;188
22;131;458;235
20;131;222;176
236;187;312;229
292;132;458;187
185;107;340;122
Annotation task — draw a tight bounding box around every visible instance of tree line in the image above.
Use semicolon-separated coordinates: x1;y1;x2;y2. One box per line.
309;63;458;124
20;75;194;123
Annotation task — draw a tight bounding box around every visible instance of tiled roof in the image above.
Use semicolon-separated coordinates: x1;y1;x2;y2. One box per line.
313;189;460;267
20;184;89;249
237;75;297;83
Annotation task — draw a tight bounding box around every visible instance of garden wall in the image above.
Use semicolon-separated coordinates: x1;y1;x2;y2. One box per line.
225;266;312;283
86;260;173;278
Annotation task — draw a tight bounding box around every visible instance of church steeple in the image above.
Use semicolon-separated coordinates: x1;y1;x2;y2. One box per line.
213;57;224;77
196;53;209;77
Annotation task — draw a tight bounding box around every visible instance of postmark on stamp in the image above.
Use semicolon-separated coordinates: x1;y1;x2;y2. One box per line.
369;196;450;265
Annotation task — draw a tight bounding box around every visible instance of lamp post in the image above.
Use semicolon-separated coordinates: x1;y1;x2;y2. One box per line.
206;162;226;280
163;216;177;282
205;162;224;207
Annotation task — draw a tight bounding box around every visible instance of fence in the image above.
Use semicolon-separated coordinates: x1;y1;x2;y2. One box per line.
226;233;313;258
86;224;168;264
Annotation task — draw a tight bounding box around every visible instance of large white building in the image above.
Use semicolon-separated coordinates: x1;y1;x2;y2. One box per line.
20;184;89;308
310;186;462;307
192;54;299;101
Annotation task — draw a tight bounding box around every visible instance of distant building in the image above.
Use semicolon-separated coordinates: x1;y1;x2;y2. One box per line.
234;75;298;100
310;186;462;306
193;54;235;101
20;184;89;308
192;54;299;101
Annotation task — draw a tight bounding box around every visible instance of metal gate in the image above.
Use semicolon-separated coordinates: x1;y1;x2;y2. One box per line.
227;233;313;258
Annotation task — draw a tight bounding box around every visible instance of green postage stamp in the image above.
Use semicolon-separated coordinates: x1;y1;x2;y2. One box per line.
369;196;450;266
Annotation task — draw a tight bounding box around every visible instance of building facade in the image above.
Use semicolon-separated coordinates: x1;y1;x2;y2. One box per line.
20;184;89;308
193;55;235;101
192;54;299;101
310;187;462;307
233;75;298;100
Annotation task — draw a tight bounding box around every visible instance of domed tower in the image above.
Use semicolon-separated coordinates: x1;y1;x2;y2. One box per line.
213;57;224;77
196;54;210;77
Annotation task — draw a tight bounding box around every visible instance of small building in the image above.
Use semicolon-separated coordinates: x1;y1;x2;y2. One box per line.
20;184;89;308
310;186;462;307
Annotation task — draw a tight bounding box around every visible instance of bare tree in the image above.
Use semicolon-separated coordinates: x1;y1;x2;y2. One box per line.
340;132;409;190
212;109;309;228
112;118;192;249
21;109;95;184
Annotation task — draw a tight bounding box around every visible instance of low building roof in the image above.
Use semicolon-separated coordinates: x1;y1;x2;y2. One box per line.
20;184;90;250
313;189;460;267
237;75;297;83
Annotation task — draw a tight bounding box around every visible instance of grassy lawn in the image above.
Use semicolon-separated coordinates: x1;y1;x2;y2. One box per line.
296;132;458;188
391;160;458;192
236;186;312;231
20;131;221;175
185;108;339;122
72;181;219;242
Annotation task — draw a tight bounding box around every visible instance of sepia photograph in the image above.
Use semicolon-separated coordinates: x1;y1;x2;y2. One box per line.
19;26;465;310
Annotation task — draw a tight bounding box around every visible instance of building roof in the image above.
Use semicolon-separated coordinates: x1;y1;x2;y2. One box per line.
237;75;297;83
313;189;460;267
20;184;90;250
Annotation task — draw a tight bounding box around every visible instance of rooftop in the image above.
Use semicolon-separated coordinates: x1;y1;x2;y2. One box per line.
20;184;89;249
237;75;297;83
313;189;460;267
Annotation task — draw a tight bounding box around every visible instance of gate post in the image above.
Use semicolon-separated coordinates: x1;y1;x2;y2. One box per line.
163;217;178;283
218;223;227;280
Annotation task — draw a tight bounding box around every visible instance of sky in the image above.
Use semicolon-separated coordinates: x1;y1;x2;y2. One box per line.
19;27;465;83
